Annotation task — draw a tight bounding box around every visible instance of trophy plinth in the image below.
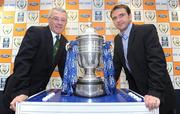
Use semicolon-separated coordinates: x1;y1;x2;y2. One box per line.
75;28;105;97
75;76;105;97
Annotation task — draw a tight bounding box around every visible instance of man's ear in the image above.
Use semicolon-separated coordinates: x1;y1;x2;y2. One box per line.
129;14;132;22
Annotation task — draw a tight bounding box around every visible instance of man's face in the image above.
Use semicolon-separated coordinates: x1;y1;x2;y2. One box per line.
111;8;132;33
48;10;67;34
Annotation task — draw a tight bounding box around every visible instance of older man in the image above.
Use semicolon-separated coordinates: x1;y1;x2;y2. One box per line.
0;8;68;114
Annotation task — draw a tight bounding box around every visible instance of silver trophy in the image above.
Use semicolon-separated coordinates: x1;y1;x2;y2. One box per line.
75;27;105;97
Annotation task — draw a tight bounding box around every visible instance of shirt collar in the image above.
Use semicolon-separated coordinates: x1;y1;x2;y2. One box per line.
51;31;61;40
119;23;132;38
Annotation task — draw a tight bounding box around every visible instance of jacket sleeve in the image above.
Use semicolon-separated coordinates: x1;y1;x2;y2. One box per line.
5;26;40;99
58;36;68;79
113;36;123;82
144;24;167;99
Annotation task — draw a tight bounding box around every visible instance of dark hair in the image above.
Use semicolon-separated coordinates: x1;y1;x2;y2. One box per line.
110;4;131;18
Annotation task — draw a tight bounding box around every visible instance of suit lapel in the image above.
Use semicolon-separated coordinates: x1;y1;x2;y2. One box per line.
53;35;66;64
116;35;126;67
127;24;136;59
44;26;54;64
44;26;67;65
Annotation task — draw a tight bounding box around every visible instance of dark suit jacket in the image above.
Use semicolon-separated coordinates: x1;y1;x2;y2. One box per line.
113;24;175;113
3;26;67;104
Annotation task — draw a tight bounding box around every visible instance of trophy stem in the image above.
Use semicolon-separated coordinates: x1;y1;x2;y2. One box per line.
84;68;95;76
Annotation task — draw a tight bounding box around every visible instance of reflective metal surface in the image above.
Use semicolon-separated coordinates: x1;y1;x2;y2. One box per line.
75;28;105;97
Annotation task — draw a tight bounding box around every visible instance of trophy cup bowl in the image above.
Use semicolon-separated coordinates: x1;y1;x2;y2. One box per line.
75;28;105;97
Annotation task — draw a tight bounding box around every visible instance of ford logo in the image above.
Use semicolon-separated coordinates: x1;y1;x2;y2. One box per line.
0;54;10;58
68;1;77;5
175;66;180;70
80;14;90;18
164;53;171;57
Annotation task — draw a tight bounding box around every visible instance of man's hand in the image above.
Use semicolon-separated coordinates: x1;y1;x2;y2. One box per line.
144;95;160;111
10;94;28;111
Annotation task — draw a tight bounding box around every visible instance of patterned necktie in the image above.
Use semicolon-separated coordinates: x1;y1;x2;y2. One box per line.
53;35;60;61
121;33;131;71
121;33;128;40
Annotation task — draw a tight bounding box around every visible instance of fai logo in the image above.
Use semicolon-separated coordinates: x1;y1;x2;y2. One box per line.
80;24;90;33
0;64;10;76
145;11;155;21
53;0;65;8
168;0;178;9
3;25;12;35
67;11;78;22
132;0;142;8
28;11;38;22
159;24;169;34
17;0;27;9
93;0;103;8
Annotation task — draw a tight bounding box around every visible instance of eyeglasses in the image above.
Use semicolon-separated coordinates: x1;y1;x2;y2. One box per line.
112;13;127;21
50;16;66;23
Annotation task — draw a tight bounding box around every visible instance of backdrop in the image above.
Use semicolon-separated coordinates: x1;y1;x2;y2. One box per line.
0;0;180;91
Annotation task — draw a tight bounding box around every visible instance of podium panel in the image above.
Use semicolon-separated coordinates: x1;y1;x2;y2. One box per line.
16;89;159;114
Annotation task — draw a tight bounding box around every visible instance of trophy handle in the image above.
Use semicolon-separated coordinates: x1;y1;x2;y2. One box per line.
77;54;82;67
65;42;70;51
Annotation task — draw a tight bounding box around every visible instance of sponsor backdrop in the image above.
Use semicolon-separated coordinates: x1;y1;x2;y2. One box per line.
0;0;180;91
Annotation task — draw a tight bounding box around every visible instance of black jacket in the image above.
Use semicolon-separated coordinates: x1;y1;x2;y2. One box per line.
4;26;67;103
113;24;175;113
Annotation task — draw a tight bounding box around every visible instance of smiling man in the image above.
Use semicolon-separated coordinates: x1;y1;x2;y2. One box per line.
0;8;68;114
111;4;175;114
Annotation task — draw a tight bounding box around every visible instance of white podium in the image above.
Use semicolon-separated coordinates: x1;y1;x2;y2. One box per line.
16;89;159;114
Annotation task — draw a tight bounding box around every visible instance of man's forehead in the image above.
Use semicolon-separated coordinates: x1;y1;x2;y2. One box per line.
52;11;66;16
112;9;127;17
114;8;127;13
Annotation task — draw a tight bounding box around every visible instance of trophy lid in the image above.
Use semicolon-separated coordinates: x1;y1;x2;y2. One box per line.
77;27;103;40
83;27;97;35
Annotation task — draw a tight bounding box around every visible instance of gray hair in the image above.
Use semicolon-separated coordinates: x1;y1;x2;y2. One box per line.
48;7;67;18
